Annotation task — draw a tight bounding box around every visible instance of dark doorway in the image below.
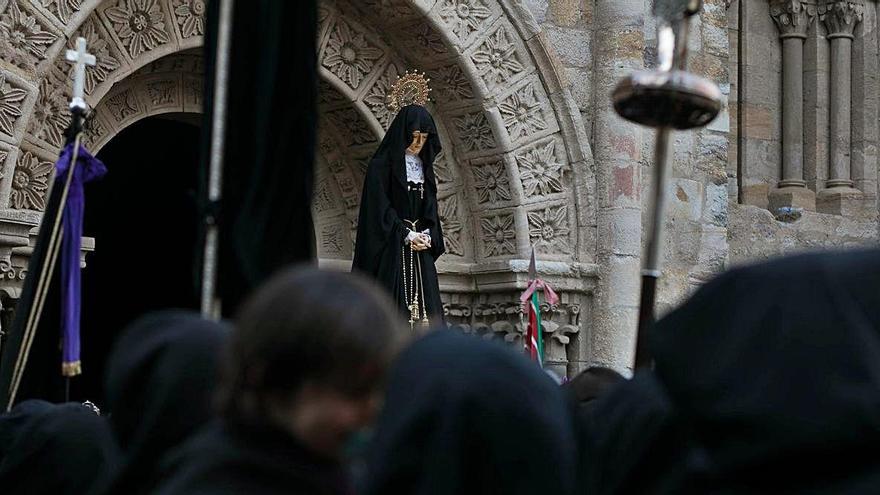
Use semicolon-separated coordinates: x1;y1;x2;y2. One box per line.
75;115;201;404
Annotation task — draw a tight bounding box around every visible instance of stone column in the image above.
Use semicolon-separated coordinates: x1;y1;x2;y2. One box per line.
769;0;816;211
590;0;646;374
817;0;864;214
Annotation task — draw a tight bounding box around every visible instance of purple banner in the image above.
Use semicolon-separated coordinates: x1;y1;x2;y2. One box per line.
56;143;106;377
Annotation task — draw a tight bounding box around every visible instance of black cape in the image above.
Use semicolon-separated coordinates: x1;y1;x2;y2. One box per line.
363;330;577;495
650;249;880;493
200;0;318;317
0;399;118;494
95;311;229;495
155;420;351;495
577;372;690;495
352;105;445;318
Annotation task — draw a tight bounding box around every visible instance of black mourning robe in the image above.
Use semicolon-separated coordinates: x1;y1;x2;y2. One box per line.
93;311;229;495
0;400;118;494
577;372;690;495
155;420;352;495
649;249;880;493
353;105;445;322
363;330;577;495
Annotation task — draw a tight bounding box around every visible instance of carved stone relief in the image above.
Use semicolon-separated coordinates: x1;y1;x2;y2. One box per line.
426;63;475;107
326;106;377;146
183;75;200;108
83;113;108;148
104;87;141;125
318;80;348;107
452;110;496;153
527;204;572;255
11;150;52;211
438;192;464;256
102;0;171;59
390;21;449;60
363;62;403;129
60;18;123;96
28;75;69;149
313;177;340;216
769;0;816;37
470;23;526;91
444;290;583;378
470;157;511;204
818;0;864;36
431;149;455;187
322;18;384;91
320;222;347;257
40;0;83;24
480;211;516;257
145;78;177;106
170;0;205;39
436;0;493;47
0;73;28;140
0;0;58;70
515;137;569;199
499;79;549;142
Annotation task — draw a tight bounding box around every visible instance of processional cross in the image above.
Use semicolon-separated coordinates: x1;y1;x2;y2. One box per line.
65;37;96;111
0;37;101;410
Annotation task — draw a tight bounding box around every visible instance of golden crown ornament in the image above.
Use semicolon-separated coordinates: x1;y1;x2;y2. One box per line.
387;71;432;115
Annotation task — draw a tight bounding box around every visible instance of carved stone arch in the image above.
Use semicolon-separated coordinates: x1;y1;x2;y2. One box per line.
19;0;207;158
85;51;204;152
312;0;596;267
316;0;594;265
9;0;593;259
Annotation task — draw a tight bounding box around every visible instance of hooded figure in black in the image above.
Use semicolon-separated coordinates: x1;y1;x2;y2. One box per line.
577;371;690;495
353;105;445;326
94;311;229;495
0;399;118;494
363;330;577;495
647;248;880;493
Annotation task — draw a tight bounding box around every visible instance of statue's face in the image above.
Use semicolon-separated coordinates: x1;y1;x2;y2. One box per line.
407;130;429;155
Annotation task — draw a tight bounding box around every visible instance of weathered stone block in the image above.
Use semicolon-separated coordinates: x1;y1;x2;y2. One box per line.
741;183;770;209
544;24;590;68
741;103;775;140
523;0;550;24
597;207;641;257
669;178;704;222
817;187;864;216
769;186;817;212
548;0;589;27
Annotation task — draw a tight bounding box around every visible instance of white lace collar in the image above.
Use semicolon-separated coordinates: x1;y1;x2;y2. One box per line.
405;153;424;184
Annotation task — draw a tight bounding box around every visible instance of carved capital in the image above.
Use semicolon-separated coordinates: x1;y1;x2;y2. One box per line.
819;0;864;38
770;0;817;39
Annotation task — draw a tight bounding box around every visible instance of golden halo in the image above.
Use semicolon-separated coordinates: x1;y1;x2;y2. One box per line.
387;70;432;115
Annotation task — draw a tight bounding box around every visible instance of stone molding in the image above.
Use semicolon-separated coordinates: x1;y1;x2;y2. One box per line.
770;0;817;39
819;0;864;39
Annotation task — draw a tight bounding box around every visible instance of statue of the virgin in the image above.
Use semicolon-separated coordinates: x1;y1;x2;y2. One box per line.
352;72;445;329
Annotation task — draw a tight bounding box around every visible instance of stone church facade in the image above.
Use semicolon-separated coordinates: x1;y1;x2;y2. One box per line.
0;0;876;375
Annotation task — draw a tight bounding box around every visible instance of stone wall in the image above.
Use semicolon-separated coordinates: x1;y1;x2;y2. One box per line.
521;0;732;371
729;0;879;264
522;0;879;370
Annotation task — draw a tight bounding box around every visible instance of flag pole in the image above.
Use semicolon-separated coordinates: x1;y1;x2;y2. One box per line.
611;0;722;369
0;38;96;409
200;0;235;319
